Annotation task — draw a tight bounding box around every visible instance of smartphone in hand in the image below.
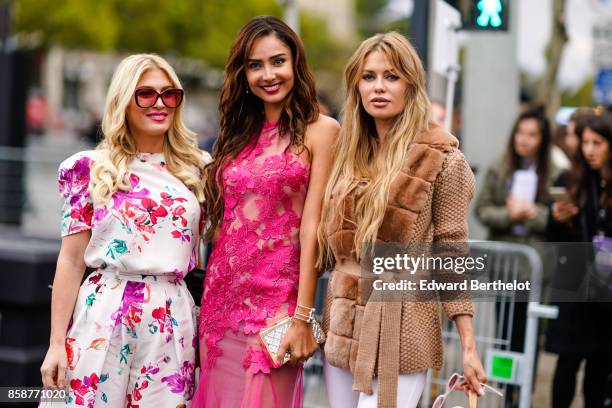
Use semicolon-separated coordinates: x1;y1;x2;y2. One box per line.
549;186;569;202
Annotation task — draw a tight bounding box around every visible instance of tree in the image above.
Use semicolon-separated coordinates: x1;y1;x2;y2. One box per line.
11;0;350;75
561;78;595;107
12;0;118;50
11;0;282;67
355;0;391;38
535;0;568;119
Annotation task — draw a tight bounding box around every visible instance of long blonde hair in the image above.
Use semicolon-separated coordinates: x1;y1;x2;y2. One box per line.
317;32;431;267
90;54;205;205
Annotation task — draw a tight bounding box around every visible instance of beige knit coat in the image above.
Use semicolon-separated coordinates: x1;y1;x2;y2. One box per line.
322;124;476;408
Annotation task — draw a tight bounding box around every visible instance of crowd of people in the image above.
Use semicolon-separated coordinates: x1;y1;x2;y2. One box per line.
477;103;612;407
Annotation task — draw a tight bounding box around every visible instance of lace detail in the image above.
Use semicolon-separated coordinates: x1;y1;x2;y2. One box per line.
200;122;310;370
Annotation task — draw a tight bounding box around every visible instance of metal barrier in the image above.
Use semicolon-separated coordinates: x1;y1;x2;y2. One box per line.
302;270;330;407
421;241;558;408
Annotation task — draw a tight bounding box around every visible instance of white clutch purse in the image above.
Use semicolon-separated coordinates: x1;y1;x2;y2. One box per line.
258;315;326;367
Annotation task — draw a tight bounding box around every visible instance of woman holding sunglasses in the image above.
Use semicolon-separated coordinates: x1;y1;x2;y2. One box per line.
39;54;209;407
193;15;338;407
318;32;486;408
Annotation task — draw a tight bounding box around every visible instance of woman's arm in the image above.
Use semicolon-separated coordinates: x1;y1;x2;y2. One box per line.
277;115;339;365
523;203;550;232
475;166;514;230
455;315;487;395
433;149;487;394
41;231;90;389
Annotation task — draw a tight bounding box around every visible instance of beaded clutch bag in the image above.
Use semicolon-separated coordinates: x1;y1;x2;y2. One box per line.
258;316;326;367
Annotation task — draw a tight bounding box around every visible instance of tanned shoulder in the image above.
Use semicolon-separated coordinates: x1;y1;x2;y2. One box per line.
305;114;340;151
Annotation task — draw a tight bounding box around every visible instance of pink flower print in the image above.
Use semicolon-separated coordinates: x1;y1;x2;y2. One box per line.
111;282;145;336
87;338;108;351
93;207;108;224
65;337;81;370
171;228;191;242
149;300;176;342
112;174;150;210
172;205;188;227
161;360;195;398
160;192;188;207
151;307;167;334
140;363;160;378
70;372;107;408
187;248;198;271
126;394;139;408
87;273;102;285
58;156;91;199
70;201;93;228
132;380;148;402
140;197;168;225
170;268;184;281
127;363;159;404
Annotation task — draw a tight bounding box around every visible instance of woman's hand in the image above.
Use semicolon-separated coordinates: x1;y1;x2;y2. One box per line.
454;315;487;396
277;319;318;366
507;196;537;221
552;200;578;223
41;342;68;390
457;347;488;396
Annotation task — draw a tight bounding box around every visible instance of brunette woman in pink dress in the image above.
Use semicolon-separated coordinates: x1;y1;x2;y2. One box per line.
192;16;339;407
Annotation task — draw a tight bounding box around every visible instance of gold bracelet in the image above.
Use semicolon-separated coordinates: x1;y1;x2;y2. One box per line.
296;304;315;312
292;313;312;323
293;308;315;323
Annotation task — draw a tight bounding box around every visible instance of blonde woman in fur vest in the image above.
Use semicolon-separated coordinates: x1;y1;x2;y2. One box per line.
317;32;487;408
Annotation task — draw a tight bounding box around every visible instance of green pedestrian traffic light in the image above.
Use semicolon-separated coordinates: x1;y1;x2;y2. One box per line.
476;0;503;28
453;0;509;31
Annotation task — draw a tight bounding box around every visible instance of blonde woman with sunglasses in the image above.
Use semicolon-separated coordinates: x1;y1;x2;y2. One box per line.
39;54;209;407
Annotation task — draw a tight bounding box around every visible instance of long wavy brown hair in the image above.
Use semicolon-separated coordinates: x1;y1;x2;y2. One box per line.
204;15;319;240
568;110;612;208
502;106;551;201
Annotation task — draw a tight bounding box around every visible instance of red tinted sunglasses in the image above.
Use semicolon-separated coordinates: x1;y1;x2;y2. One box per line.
134;87;184;108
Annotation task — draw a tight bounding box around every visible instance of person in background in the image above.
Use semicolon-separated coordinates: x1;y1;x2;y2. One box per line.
562;107;593;160
547;110;612;408
476;107;561;244
475;107;562;407
431;99;447;127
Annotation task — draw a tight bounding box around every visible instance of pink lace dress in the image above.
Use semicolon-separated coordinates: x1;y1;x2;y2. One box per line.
193;122;310;407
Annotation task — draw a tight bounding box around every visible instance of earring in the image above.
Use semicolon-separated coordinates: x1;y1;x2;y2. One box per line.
246;86;249;94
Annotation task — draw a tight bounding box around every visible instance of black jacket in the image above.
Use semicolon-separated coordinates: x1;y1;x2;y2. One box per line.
545;170;612;355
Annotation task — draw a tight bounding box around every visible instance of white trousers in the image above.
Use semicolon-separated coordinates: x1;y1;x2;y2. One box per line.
324;360;427;408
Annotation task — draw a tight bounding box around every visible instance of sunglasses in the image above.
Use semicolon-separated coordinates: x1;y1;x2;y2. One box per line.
134;87;184;108
432;372;503;408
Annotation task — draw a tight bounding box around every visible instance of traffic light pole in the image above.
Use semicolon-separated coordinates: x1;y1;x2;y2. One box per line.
410;0;430;72
444;64;459;131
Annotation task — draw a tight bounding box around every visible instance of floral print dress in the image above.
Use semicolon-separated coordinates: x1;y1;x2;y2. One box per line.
42;150;210;408
192;122;310;407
